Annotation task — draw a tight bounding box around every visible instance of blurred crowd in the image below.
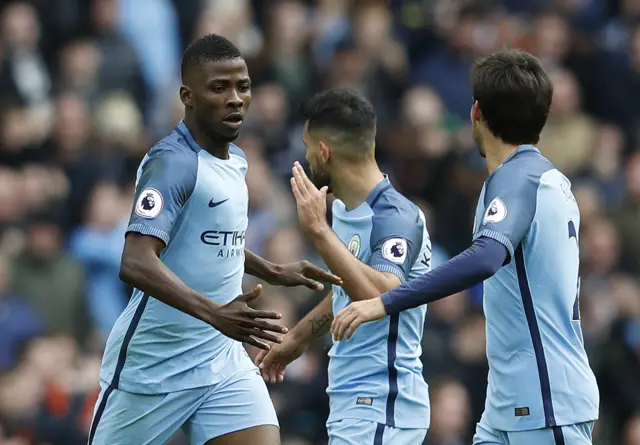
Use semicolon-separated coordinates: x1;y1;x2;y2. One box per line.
0;0;639;444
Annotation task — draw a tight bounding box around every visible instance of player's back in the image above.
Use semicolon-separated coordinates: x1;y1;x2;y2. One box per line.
100;122;254;394
327;178;431;429
472;145;599;431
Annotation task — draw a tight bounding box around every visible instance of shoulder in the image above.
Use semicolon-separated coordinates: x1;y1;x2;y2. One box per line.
145;136;199;170
229;143;248;162
485;151;554;201
370;186;422;228
369;187;424;243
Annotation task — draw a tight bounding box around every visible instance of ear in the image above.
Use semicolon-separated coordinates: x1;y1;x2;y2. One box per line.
319;140;332;163
471;100;482;123
180;85;193;108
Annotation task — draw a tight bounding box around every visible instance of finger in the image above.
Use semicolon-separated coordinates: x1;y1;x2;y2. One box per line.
269;364;278;384
298;275;324;291
245;327;284;344
295;162;316;190
243;336;270;351
292;162;310;195
249;318;289;334
238;284;263;303
345;317;363;340
302;264;342;286
331;306;352;332
334;312;358;341
259;348;277;369
290;177;303;202
255;349;267;367
249;309;285;322
277;365;286;383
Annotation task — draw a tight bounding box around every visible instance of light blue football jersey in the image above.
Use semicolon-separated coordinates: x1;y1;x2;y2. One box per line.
99;121;255;394
328;178;432;429
472;145;599;431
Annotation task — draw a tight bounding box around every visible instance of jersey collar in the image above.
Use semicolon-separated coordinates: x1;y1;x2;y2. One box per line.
365;175;392;208
176;121;202;153
503;144;540;164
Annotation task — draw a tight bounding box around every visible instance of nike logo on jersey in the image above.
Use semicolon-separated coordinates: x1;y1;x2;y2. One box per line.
208;198;229;208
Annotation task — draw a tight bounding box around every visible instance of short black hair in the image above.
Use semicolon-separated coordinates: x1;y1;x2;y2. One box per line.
302;88;377;156
472;49;553;145
181;34;243;82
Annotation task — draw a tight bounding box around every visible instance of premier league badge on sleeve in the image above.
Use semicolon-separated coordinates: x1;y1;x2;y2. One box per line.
382;238;407;264
135;188;163;219
483;197;507;224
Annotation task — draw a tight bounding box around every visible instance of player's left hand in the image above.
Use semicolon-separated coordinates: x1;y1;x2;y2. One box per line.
270;261;342;291
331;298;387;340
291;161;330;236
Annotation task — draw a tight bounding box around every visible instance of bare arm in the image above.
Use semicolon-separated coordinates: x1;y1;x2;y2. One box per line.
244;248;279;283
244;248;342;290
289;291;334;343
120;233;216;323
308;229;401;301
119;233;287;350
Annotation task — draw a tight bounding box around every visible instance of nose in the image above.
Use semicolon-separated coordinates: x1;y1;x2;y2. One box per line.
227;89;243;109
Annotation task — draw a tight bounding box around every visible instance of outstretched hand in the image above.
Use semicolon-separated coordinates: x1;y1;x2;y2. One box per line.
269;261;342;291
209;284;288;350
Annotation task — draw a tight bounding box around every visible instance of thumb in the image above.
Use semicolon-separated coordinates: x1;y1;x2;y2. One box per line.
320;186;328;199
239;284;263;302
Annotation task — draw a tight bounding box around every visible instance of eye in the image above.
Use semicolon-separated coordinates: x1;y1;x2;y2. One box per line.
239;83;251;92
212;85;225;93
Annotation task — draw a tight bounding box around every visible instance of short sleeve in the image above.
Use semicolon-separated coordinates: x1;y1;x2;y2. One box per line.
126;146;198;245
475;169;540;262
368;199;424;283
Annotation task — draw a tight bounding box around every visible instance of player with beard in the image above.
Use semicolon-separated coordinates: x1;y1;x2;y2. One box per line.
256;88;432;444
332;50;599;445
88;34;341;445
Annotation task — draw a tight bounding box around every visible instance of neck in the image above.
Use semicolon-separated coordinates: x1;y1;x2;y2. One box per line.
331;158;385;211
183;114;230;159
483;137;522;174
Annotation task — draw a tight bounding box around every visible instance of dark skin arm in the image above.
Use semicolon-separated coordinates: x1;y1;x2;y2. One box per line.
244;248;343;291
119;233;287;350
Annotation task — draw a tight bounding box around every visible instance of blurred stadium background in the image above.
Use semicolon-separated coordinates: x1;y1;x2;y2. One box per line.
0;0;638;444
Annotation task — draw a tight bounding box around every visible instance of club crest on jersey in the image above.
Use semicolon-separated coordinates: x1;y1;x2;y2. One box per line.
347;235;361;257
135;188;163;219
382;238;407;264
483;197;507;224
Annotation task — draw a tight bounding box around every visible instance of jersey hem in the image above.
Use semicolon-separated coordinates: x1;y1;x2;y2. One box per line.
477;229;514;260
372;263;406;283
126;224;170;245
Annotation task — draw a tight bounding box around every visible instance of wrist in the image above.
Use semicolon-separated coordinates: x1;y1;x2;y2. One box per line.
380;293;395;316
289;324;313;345
307;222;331;242
201;298;222;326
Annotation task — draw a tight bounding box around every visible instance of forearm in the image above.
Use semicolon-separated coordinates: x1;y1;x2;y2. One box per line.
244;249;279;282
120;254;215;324
382;237;508;315
309;228;393;301
290;292;334;344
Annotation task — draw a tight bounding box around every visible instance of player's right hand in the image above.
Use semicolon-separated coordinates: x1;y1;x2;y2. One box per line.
254;334;308;384
209;284;288;351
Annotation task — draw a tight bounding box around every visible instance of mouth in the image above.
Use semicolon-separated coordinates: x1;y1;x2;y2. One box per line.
222;112;243;130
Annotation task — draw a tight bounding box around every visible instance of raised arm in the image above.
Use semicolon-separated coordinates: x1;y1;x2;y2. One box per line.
290;163;403;301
